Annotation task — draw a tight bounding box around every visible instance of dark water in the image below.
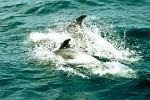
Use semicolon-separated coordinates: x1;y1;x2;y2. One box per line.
0;0;150;100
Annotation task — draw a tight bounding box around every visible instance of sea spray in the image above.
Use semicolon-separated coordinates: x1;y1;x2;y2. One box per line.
26;16;140;79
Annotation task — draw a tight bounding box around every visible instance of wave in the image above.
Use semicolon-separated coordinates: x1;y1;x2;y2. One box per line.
24;1;77;15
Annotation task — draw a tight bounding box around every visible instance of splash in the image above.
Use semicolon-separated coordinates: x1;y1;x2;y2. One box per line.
91;61;136;78
82;16;141;61
26;16;140;79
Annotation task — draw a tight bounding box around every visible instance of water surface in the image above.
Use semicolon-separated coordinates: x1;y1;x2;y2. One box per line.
0;0;150;100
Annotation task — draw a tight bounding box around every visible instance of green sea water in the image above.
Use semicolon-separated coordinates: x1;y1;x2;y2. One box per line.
0;0;150;100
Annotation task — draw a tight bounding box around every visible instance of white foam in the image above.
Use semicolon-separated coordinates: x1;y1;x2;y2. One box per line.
82;16;141;61
80;24;140;61
25;16;141;79
90;61;136;78
55;66;88;78
27;30;138;78
30;46;65;66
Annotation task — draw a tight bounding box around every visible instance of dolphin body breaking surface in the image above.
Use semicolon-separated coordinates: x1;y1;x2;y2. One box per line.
27;15;138;78
28;15;135;61
54;39;101;66
53;39;136;78
65;15;131;60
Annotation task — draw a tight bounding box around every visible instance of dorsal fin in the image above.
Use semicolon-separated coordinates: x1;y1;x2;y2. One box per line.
59;39;71;49
75;15;87;26
67;15;87;28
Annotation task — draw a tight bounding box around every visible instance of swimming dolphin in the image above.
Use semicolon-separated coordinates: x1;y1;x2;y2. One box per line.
65;15;126;60
53;39;136;79
54;39;102;66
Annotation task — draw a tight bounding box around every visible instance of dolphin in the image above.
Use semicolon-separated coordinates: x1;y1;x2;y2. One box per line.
53;39;136;79
65;15;126;60
54;39;102;66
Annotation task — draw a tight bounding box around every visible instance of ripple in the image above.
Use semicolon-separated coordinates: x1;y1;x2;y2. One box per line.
74;0;104;6
0;0;150;99
34;1;77;15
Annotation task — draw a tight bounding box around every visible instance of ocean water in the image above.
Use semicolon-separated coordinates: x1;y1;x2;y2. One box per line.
0;0;150;100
